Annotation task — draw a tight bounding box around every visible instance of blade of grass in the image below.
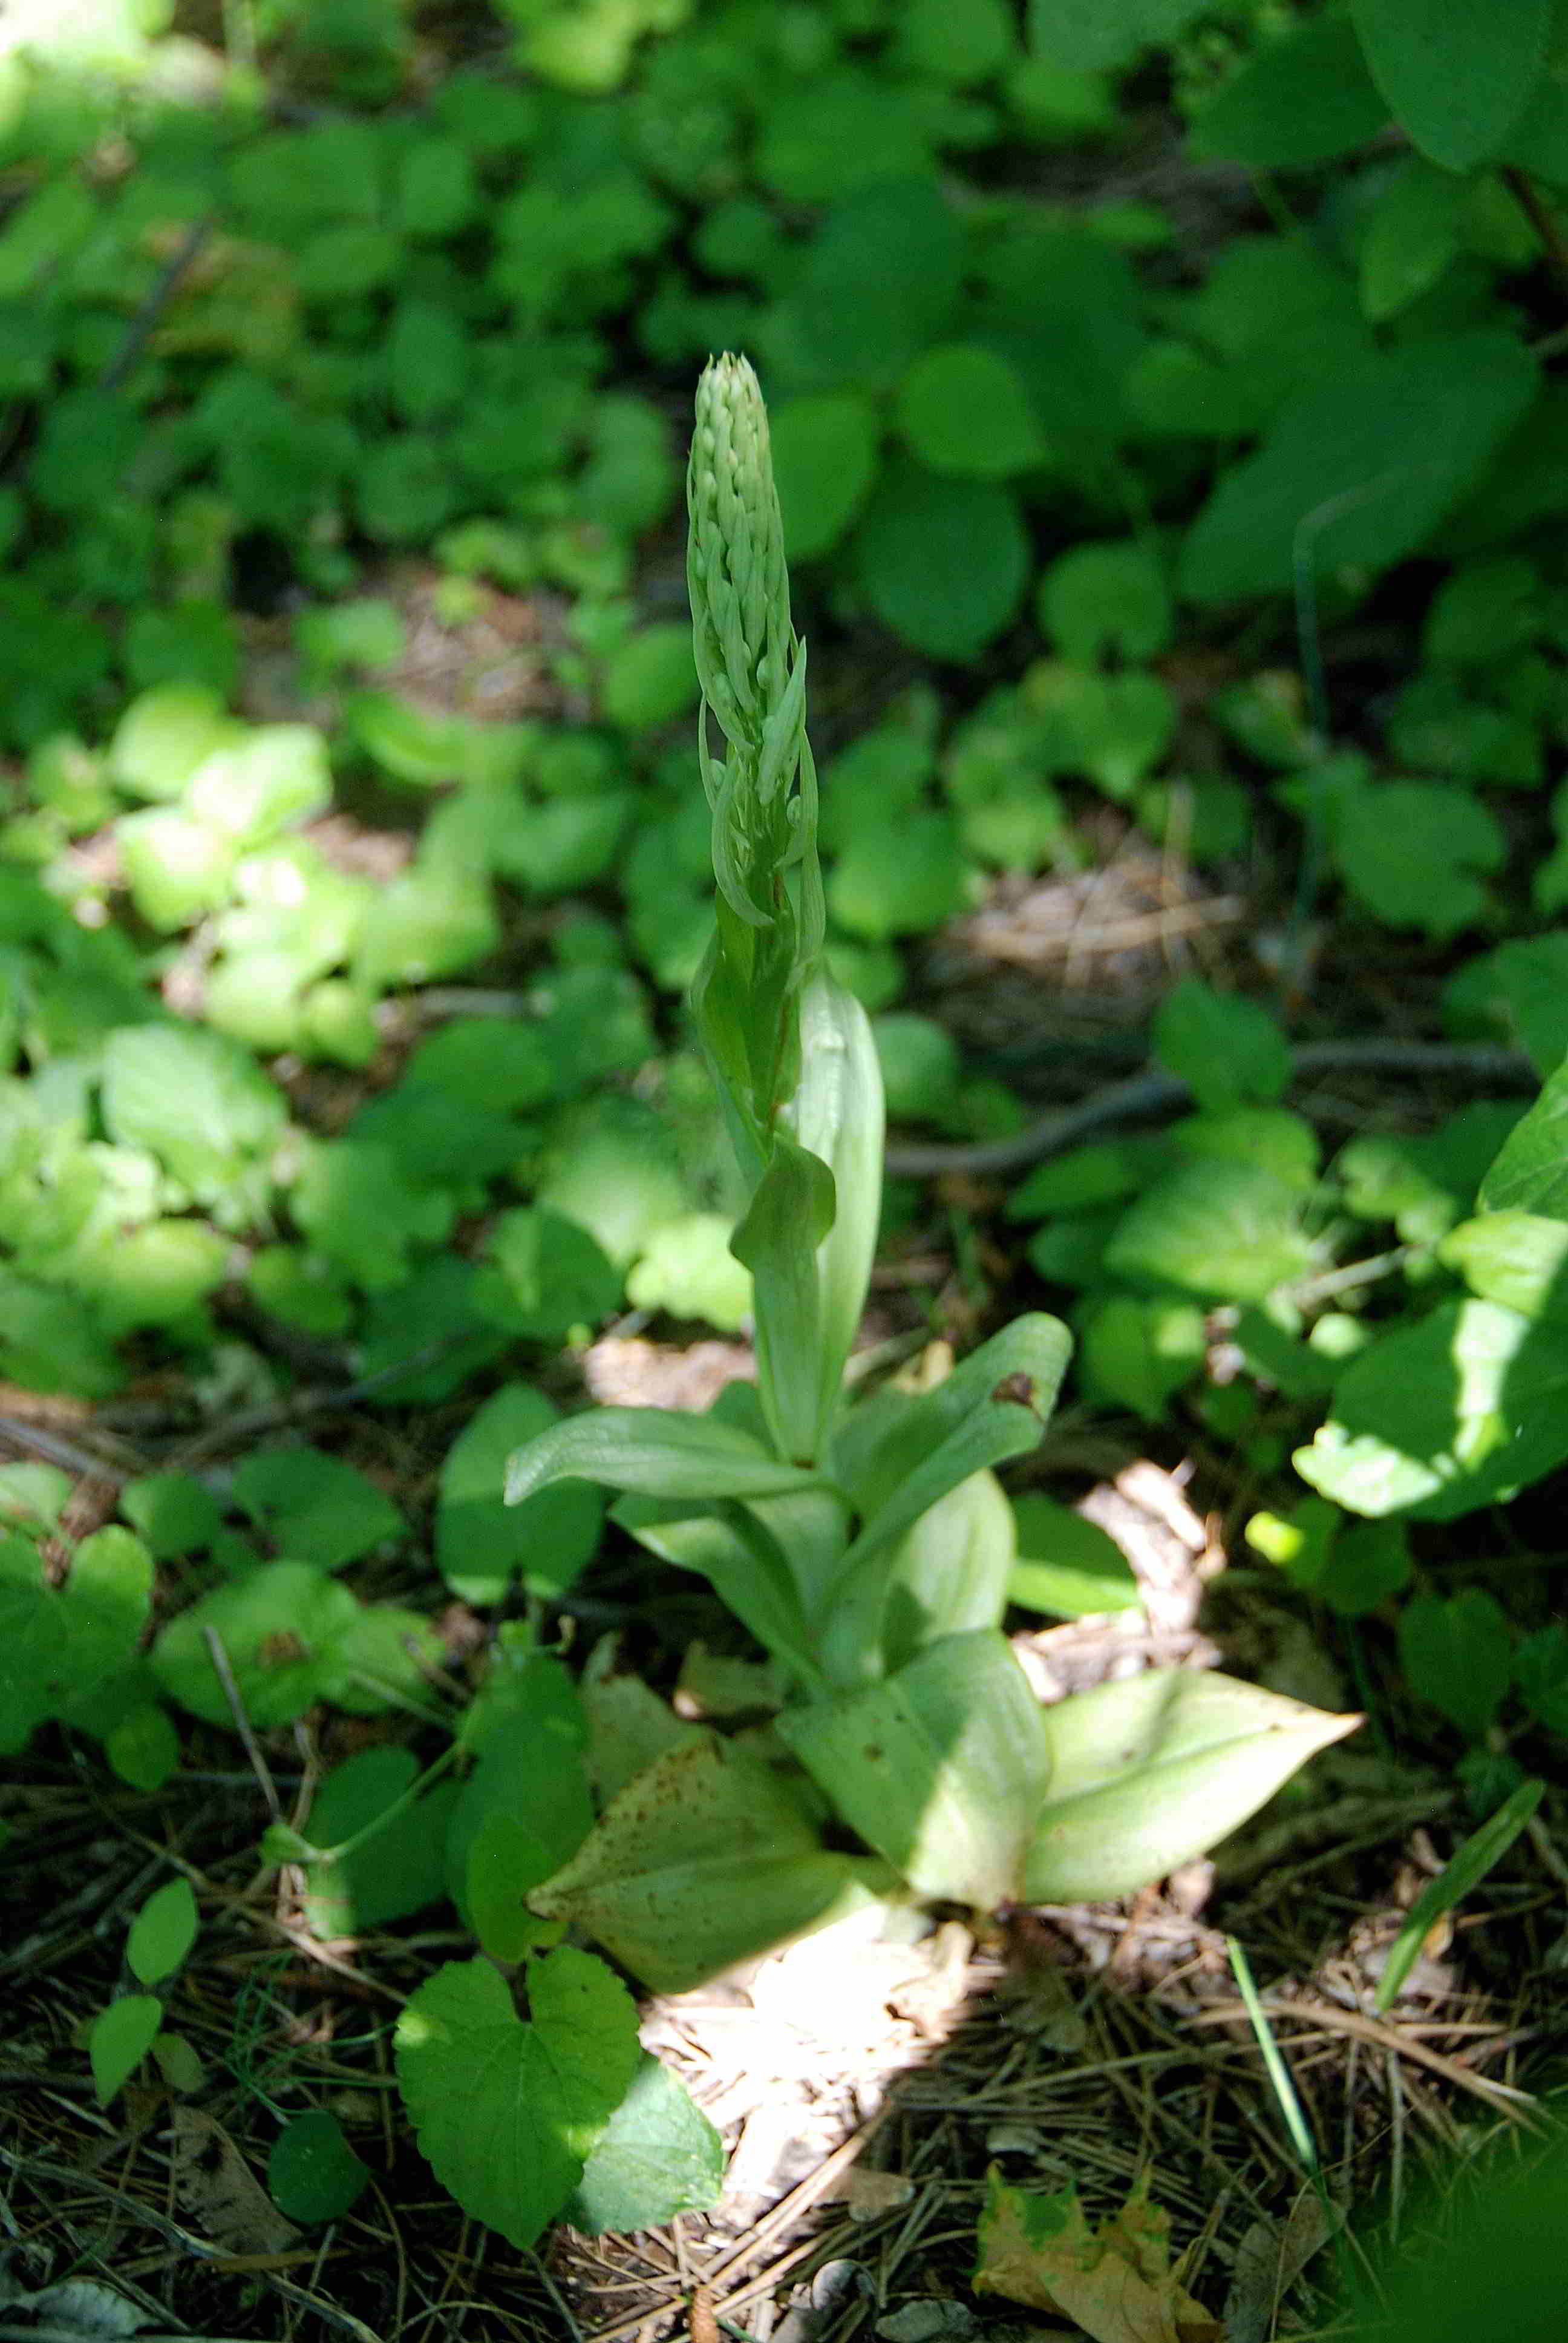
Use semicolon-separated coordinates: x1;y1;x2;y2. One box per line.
1374;1776;1544;2014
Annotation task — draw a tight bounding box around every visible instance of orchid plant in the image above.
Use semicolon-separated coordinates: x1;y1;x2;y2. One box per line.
503;356;1354;1993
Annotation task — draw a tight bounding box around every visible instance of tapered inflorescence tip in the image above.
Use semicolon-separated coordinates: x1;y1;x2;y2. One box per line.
687;353;792;748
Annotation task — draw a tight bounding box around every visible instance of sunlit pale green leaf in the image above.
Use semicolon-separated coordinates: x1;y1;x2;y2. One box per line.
1025;1671;1358;1901
780;1630;1051;1906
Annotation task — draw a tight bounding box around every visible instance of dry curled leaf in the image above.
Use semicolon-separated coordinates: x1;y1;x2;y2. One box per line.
167;2106;298;2256
975;2167;1223;2343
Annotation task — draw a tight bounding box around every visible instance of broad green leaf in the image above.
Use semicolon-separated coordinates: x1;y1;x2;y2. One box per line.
731;1133;836;1463
468;1814;566;1962
828;808;969;940
788;973;886;1450
1354;0;1553;169
1008;1495;1141;1618
1294;1297;1568;1518
299;1748;456;1938
126;1878;197;1985
473;1207;622;1345
1336;783;1506;938
0;1460;71;1539
90;1995;162;2105
354;860;500;990
771;393;880;560
1080;1293;1207;1418
874;1013;962;1122
1361;160;1468;320
1153;979;1292;1110
581;1642;704;1809
119;1472;222;1560
186;725;332;847
506;1409;831;1509
1398;1589;1513;1738
269;2111;371;2223
101;1024;287;1213
779;1630;1051;1907
1027;0;1211;72
234;1447;403;1571
529;1736;895;1991
0;1525;152;1755
1106;1161;1314;1300
1037;540;1172;666
601;624;699;732
1479;1055;1568;1217
1455;935;1568;1078
1190;14;1388;166
626;1214;753;1334
825;1316;1071;1678
1180;335;1538;606
396;1953;641;2250
897;0;1014;82
439;1384;603;1607
1517;1622;1568;1732
290;1138;456;1293
1172;1107;1319;1192
108;682;238;802
854;463;1030;660
895;344;1043;479
563;2054;725;2235
151;1561;439;1729
1440;1211;1568;1323
534;1097;687;1271
1025;1671;1358;1902
445;1651;592;1922
764;179;962;386
881;1466;1018;1664
106;1704;181;1792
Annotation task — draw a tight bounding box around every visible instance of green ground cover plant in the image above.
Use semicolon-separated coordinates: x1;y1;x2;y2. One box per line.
2;0;1567;2319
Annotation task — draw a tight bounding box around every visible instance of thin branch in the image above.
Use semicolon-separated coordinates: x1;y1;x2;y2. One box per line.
884;1040;1537;1181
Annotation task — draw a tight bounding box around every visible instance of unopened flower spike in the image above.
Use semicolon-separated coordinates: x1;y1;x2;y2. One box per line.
687;353;811;934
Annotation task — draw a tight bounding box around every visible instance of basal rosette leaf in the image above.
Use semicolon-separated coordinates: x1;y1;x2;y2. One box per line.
506;1407;834;1507
778;1629;1051;1908
1025;1671;1358;1902
528;1734;897;1991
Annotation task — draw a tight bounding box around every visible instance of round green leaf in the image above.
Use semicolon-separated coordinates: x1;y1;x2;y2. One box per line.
829;808;969;940
895;345;1042;479
90;1994;162;2104
600;625;698;732
394;1953;641;2251
563;2054;725;2235
854;464;1030;660
126;1876;198;1985
1353;0;1553;170
770;393;880;560
1037;540;1172;664
269;2110;371;2223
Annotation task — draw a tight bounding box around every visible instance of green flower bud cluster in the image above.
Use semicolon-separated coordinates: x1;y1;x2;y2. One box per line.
687;354;817;942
